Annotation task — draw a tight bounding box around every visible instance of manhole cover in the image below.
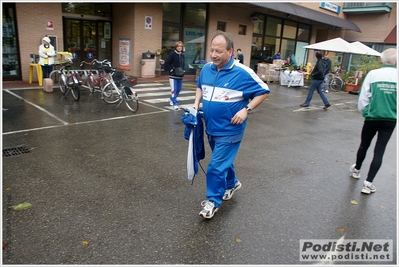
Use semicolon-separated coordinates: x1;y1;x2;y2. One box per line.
3;145;31;157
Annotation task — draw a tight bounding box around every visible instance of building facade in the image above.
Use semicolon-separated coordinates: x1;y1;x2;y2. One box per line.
2;2;397;82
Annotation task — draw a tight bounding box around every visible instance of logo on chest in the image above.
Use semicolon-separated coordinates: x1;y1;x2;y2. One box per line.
214;90;230;101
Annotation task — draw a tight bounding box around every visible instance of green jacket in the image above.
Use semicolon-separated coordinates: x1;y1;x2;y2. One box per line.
358;65;397;121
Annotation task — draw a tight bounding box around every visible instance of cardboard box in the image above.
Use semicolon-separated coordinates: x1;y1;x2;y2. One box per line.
257;63;269;75
258;63;278;73
55;52;73;64
273;60;283;68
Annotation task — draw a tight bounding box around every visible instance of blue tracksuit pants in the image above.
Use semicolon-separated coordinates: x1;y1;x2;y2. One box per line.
169;78;182;106
206;135;241;208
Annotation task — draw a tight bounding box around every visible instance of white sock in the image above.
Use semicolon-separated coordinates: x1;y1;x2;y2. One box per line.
364;180;372;186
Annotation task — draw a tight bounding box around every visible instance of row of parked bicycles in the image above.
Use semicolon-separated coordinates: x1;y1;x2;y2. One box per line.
51;58;139;112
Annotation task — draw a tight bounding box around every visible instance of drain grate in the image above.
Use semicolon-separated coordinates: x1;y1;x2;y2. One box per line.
3;144;31;157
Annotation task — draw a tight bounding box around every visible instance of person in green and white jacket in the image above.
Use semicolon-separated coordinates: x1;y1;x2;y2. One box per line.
350;48;397;195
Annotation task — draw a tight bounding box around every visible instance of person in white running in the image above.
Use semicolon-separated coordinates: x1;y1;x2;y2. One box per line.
350;48;397;195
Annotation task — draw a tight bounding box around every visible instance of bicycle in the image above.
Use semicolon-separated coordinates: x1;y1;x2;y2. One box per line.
101;63;139;112
329;68;344;91
54;61;82;101
80;59;111;93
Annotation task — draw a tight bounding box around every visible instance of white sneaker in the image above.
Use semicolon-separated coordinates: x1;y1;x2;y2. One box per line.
199;200;219;219
350;164;361;179
173;105;179;110
361;182;376;194
223;180;242;200
325;90;329;93
169;100;173;106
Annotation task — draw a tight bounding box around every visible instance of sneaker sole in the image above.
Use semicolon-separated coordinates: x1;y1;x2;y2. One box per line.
350;165;361;179
223;183;242;201
361;188;376;194
199;207;219;219
350;174;360;179
361;190;372;194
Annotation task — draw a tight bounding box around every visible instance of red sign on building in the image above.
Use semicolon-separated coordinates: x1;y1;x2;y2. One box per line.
46;20;54;30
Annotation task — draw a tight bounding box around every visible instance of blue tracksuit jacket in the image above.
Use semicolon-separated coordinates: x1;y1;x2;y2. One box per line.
197;57;270;136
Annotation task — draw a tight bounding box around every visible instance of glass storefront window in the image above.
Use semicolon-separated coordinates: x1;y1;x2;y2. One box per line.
251;13;312;70
296;41;308;66
98;22;112;60
184;3;206;26
184;28;205;64
253;15;264;34
162;26;180;59
250;35;263;71
281;39;296;60
3;3;20;80
264;37;280;59
65;19;81;63
162;3;207;73
283;20;297;39
62;3;111;17
297;23;310;42
163;3;181;23
265;17;282;36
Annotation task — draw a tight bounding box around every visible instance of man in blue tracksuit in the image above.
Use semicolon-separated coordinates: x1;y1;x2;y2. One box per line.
193;31;270;219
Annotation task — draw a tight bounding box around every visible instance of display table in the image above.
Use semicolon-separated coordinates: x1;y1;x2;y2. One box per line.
279;70;304;87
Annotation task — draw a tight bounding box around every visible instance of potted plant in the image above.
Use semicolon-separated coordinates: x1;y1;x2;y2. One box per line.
345;76;361;92
342;70;358;92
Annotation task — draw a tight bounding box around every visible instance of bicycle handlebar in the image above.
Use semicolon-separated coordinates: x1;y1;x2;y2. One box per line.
80;59;99;67
79;59;114;72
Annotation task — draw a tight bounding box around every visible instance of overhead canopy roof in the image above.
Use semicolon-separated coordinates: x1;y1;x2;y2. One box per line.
250;2;361;32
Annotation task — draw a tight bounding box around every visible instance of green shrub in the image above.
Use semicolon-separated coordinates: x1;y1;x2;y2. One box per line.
350;55;382;84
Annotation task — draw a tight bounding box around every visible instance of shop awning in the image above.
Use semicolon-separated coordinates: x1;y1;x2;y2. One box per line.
250;2;361;33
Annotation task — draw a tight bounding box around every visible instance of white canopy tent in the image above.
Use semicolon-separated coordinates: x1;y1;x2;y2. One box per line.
303;37;358;54
349;41;381;56
302;37;381;71
303;37;381;56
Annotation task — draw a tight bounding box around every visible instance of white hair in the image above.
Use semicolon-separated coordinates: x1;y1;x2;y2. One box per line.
380;48;396;66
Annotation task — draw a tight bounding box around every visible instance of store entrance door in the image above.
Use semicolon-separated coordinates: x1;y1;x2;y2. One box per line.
64;18;111;68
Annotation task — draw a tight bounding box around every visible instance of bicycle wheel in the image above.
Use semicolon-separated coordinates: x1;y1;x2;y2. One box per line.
102;83;119;104
124;87;139;112
330;77;343;91
71;83;80;101
59;73;68;95
99;77;108;91
87;74;97;93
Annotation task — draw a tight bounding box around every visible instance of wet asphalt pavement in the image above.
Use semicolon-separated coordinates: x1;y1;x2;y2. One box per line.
2;79;397;265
